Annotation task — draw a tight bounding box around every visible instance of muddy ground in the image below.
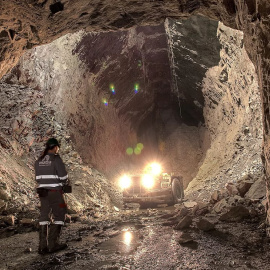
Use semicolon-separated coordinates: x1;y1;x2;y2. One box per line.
0;206;270;270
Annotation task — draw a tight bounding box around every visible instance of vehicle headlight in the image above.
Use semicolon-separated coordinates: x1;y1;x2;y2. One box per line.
142;174;154;189
119;175;132;189
150;163;162;175
145;162;162;176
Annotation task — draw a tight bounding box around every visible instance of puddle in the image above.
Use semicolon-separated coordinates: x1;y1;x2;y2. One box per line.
98;228;141;255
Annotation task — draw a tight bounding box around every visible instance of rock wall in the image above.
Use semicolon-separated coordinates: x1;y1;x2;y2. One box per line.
0;81;121;216
163;15;222;187
166;16;221;125
185;22;263;201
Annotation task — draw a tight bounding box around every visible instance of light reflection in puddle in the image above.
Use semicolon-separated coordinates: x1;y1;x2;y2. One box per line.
123;231;133;246
98;228;140;255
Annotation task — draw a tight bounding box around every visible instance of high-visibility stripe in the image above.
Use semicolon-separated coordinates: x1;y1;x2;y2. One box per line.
36;175;68;180
36;175;58;180
53;221;65;225
38;183;63;188
39;221;50;225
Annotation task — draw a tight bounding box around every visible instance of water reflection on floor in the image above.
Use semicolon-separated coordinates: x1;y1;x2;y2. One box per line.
98;227;141;255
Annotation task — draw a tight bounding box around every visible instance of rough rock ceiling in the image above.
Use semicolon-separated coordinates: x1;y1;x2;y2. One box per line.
0;0;247;79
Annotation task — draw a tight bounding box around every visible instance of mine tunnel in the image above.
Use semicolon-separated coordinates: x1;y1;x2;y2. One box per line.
0;0;270;269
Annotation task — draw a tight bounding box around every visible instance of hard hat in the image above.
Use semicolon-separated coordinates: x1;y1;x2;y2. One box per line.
46;138;60;148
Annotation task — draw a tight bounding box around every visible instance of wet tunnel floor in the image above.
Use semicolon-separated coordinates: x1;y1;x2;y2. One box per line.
1;207;270;270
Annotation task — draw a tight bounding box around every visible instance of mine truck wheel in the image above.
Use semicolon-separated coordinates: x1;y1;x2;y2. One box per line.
171;177;184;204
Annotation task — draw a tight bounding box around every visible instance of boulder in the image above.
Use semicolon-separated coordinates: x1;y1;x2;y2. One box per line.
227;195;244;207
20;218;34;225
174;215;193;230
178;232;194;244
0;183;10;201
210;190;220;203
210;189;230;204
164;208;190;225
93;212;101;218
160;212;175;219
236;180;254;197
196;217;215;231
213;198;229;213
192;202;209;216
225;183;239;196
219;205;250;222
0;215;15;226
245;176;266;200
176;206;190;218
183;201;197;208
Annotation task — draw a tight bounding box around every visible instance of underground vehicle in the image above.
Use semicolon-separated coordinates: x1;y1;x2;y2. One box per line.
118;163;184;207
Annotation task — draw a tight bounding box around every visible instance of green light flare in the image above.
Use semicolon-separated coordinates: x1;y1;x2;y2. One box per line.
137;143;144;150
126;148;133;155
134;147;141;155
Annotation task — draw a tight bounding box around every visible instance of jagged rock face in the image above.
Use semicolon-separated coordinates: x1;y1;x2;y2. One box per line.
185;22;263;200
166;16;221;125
0;82;121;215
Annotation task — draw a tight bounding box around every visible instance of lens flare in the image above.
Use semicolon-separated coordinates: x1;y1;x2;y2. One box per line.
134;147;141;155
142;174;154;189
126;148;133;155
119;175;132;189
137;143;144;150
102;98;108;106
110;84;115;94
134;83;139;93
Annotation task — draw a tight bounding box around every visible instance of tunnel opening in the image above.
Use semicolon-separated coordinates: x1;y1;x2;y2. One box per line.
0;15;263;209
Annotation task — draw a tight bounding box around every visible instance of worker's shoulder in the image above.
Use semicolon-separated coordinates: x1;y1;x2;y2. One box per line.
54;154;64;161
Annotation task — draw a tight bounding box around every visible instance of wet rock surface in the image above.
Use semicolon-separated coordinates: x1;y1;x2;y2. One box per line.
0;204;270;270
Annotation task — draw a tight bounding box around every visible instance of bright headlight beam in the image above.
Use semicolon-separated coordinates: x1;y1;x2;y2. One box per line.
119;175;131;189
142;174;154;189
150;163;162;175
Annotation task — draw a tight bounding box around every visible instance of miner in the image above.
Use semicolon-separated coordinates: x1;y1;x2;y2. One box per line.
35;138;69;254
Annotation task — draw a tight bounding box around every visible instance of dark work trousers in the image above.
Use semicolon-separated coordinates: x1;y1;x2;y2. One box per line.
39;190;67;226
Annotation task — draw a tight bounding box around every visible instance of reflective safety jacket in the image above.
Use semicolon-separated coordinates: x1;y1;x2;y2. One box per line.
35;153;68;190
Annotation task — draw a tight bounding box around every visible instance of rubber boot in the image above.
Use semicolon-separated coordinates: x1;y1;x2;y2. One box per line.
48;224;67;253
38;224;49;254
